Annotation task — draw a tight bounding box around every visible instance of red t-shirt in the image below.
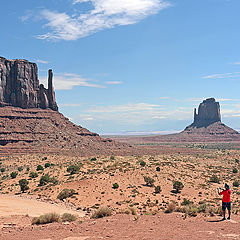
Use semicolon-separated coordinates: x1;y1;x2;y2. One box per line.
220;189;231;202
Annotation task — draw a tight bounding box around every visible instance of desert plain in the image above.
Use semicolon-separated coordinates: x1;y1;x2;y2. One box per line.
0;142;239;240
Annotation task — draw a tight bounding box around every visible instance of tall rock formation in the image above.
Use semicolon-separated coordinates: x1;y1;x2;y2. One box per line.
0;57;132;155
0;57;58;111
183;97;239;137
192;98;221;128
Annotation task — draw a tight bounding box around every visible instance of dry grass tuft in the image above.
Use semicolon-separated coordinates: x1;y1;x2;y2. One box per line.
32;213;60;225
61;213;77;222
91;206;112;219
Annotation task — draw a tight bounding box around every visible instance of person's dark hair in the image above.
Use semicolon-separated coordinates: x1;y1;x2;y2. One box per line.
225;183;230;190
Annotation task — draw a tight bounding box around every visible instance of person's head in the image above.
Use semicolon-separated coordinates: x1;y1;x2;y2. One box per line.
224;183;230;190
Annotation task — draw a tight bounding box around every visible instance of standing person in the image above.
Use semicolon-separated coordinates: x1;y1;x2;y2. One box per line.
218;183;231;220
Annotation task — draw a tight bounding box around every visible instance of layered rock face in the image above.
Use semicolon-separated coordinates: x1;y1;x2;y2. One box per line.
192;98;221;128
0;57;132;155
0;57;58;111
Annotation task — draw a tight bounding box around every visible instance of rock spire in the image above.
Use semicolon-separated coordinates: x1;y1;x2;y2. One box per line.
0;57;58;111
191;98;221;128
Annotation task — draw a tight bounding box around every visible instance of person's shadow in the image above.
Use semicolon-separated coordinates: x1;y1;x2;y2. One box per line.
206;219;225;223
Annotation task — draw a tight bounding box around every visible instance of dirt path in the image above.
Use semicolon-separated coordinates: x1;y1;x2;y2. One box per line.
0;194;84;217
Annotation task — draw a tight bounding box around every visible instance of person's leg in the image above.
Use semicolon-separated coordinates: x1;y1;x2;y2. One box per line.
222;202;226;220
227;202;231;220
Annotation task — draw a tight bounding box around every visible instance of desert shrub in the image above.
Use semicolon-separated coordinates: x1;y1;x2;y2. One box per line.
42;157;47;160
39;174;50;186
197;203;207;213
90;157;97;161
156;167;160;172
181;198;193;206
29;172;38;178
233;168;238;173
209;175;220;183
184;205;198;217
45;163;51;168
49;177;58;185
19;179;29;193
112;183;119;189
32;213;60;225
18;166;23;172
1;168;5;173
57;189;77;200
37;165;44;171
154;185;161;194
67;165;80;175
61;213;77;222
235;159;239;164
10;171;18;179
139;160;146;167
110;156;115;160
173;181;184;193
165;203;176;213
26;167;30;172
144;176;155;187
91;206;112;219
233;181;239;187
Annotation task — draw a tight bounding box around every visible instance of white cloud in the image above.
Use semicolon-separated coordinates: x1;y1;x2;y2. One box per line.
230;62;240;65
104;81;123;85
202;72;240;79
88;103;162;113
39;72;105;90
35;59;49;64
36;0;171;40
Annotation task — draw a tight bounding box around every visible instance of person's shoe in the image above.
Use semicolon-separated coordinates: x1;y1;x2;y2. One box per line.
227;217;230;220
222;217;226;221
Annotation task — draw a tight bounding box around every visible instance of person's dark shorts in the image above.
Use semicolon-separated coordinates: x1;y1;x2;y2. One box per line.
222;202;231;211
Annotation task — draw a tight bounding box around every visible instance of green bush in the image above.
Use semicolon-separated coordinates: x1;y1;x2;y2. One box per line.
67;165;80;175
233;181;239;187
0;168;5;173
110;156;115;160
45;163;51;168
112;183;119;189
42;157;47;160
90;157;97;161
29;172;38;178
173;181;184;193
154;185;161;194
209;175;220;183
39;174;50;186
140;160;146;167
37;165;44;171
181;198;193;206
57;189;77;200
233;168;238;173
18;166;23;172
144;176;155;187
10;171;18;179
19;179;29;193
156;167;160;172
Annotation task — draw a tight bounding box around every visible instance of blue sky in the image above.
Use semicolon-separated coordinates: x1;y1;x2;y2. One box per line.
1;0;240;134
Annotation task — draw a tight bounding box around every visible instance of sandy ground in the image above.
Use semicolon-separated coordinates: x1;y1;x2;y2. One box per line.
0;194;84;217
0;213;239;240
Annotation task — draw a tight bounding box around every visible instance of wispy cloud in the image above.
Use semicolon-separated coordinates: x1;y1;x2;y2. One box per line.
202;72;240;79
39;72;105;90
35;59;49;64
230;62;240;65
36;0;171;41
88;103;162;113
104;81;123;85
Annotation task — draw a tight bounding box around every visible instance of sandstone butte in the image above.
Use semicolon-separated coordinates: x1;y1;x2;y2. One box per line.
0;57;132;155
110;98;240;144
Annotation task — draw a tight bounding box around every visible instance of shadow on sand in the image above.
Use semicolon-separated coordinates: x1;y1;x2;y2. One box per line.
206;219;225;223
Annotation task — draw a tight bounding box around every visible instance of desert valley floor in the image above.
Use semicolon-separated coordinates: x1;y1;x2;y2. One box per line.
0;142;239;239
